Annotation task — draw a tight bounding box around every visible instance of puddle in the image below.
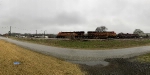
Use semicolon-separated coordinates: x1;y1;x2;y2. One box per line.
68;60;109;66
13;62;20;65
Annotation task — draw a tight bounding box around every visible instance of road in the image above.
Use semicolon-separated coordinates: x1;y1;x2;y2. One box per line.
1;37;150;66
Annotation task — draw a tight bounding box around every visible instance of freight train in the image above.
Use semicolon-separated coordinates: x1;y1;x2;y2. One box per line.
56;31;140;39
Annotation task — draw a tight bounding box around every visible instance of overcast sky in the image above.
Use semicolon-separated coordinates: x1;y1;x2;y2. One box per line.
0;0;150;34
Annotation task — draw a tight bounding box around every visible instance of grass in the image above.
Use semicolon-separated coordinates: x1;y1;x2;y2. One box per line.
12;37;150;50
0;40;86;75
136;53;150;63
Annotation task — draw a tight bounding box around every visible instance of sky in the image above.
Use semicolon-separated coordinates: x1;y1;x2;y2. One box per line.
0;0;150;34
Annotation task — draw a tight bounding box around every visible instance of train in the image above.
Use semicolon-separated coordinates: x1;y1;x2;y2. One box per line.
56;31;141;39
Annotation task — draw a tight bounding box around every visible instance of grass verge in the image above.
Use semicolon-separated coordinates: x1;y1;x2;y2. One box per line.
0;40;86;75
11;37;150;50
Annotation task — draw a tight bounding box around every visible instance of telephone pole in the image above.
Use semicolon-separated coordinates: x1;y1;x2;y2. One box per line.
10;26;11;36
44;31;45;38
36;30;37;36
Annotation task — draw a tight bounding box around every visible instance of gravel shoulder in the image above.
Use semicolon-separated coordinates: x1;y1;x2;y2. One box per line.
1;37;150;61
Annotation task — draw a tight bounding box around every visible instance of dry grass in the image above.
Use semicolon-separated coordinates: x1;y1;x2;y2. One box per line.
0;40;86;75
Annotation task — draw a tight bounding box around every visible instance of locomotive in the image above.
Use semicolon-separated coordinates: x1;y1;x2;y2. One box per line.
56;31;84;38
87;31;117;39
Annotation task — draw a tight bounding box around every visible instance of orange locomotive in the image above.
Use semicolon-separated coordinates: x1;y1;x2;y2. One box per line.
56;31;84;38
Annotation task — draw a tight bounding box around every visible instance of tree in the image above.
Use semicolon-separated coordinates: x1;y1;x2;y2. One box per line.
95;26;107;32
133;29;144;34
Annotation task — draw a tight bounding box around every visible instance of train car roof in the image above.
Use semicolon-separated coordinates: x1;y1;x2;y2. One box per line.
60;31;85;33
87;31;115;32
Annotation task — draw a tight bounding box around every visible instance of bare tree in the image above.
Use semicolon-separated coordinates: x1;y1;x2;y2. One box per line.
95;26;107;32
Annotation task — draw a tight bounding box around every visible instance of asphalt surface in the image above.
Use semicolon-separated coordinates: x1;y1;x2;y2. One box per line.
1;37;150;66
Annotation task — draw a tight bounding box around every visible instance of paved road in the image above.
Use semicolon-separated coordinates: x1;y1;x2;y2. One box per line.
1;37;150;65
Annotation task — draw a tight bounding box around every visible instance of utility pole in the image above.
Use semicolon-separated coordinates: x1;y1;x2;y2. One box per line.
10;26;11;36
44;31;45;38
36;30;37;36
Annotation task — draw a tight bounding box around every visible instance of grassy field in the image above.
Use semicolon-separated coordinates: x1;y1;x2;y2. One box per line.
12;37;150;50
0;40;86;75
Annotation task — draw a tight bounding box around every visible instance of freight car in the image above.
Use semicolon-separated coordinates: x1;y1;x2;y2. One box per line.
117;33;139;38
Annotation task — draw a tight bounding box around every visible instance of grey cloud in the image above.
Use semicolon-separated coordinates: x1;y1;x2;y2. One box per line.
53;12;86;25
1;18;21;26
35;12;87;25
0;17;42;31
